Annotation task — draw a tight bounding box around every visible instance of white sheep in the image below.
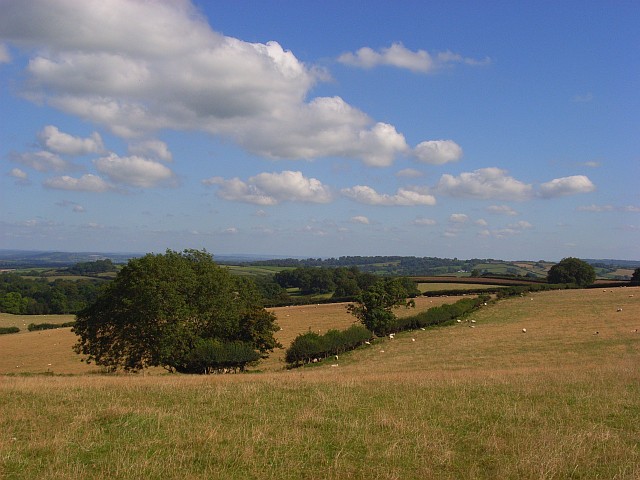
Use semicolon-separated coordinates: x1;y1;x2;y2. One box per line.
522;328;527;333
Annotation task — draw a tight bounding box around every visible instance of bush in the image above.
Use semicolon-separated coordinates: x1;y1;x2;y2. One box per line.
393;296;487;333
0;326;20;335
27;321;75;331
285;325;373;366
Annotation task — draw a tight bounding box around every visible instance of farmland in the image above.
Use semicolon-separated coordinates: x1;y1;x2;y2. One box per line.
1;287;639;479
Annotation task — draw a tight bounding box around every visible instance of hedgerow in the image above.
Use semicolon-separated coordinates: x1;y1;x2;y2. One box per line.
285;325;372;366
27;321;75;331
0;326;20;335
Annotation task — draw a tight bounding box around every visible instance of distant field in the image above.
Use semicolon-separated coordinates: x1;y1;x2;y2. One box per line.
0;296;461;375
0;287;638;479
417;282;505;292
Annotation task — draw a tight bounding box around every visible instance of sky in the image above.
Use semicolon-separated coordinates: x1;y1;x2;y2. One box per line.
1;1;638;261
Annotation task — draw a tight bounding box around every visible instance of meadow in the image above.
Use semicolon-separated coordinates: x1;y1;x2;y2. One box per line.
0;287;638;479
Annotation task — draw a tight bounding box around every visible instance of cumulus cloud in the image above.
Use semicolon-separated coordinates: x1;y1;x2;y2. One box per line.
436;167;533;201
38;125;104;155
10;150;75;172
487;204;518;216
449;213;469;223
396;168;423;178
351;215;370;225
413;140;462;165
0;43;10;63
0;1;419;166
577;204;640;213
509;220;533;229
475;218;488;227
538;175;595;198
44;174;111;192
412;217;436;226
9;168;28;180
94;153;175;188
341;185;436;206
203;170;332;205
129;139;173;162
338;42;490;73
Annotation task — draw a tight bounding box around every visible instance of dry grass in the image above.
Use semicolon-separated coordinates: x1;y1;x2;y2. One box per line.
0;295;461;374
1;288;638;479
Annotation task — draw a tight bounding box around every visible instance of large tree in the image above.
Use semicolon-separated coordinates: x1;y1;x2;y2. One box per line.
73;249;281;373
631;267;640;285
547;257;596;287
347;278;415;336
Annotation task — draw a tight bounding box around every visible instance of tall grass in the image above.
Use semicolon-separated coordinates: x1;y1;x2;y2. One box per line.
0;287;639;479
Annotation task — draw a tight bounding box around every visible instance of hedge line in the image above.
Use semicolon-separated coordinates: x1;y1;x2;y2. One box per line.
393;296;487;333
285;324;373;366
27;321;75;331
0;326;20;335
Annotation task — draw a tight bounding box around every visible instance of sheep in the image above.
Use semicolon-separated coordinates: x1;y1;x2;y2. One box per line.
593;331;599;335
522;328;527;333
331;364;338;367
617;307;623;312
389;333;395;339
364;340;371;345
412;338;416;342
470;319;476;323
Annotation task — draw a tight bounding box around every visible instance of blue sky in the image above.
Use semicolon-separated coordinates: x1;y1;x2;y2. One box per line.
1;0;638;261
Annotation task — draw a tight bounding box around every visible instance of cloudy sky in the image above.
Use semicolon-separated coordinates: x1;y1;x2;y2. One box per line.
1;1;638;261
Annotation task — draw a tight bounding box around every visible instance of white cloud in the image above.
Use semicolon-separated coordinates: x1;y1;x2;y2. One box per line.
38;125;104;155
538;175;595;198
203;170;332;205
9;168;28;180
412;217;436;226
44;174;111;192
436;167;533;201
129;140;173;162
10;150;75;172
94;153;175;188
341;185;436;206
413;140;462;165
0;43;10;63
338;42;489;73
351;215;370;225
0;1;417;166
487;204;518;216
449;213;469;223
572;92;594;103
475;218;488;227
396;168;423;178
622;205;640;213
576;204;614;212
509;220;533;229
582;161;600;168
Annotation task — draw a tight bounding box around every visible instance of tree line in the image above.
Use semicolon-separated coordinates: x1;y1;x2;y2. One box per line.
0;273;104;314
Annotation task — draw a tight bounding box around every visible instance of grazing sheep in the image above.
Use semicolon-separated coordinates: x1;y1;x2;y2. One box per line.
420;328;425;331
412;338;416;342
470;320;476;323
331;364;338;367
617;307;623;312
389;334;395;339
365;341;371;345
593;331;599;335
522;328;527;333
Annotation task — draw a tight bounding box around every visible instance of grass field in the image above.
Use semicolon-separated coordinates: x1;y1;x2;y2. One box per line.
417;282;505;292
0;287;638;479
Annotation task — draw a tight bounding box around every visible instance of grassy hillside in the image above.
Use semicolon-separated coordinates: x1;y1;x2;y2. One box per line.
0;287;638;479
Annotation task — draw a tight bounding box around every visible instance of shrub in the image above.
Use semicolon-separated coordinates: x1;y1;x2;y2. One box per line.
0;326;20;335
27;321;75;331
285;325;373;366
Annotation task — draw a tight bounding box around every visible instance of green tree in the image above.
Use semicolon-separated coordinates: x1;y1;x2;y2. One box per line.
631;267;640;285
547;257;596;287
347;278;415;336
73;249;281;373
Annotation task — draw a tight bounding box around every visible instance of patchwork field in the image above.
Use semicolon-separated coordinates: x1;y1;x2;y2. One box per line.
1;287;639;479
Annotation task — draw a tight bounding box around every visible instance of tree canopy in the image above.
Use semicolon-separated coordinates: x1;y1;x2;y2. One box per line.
631;268;640;285
547;257;596;287
347;278;415;336
73;249;281;373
